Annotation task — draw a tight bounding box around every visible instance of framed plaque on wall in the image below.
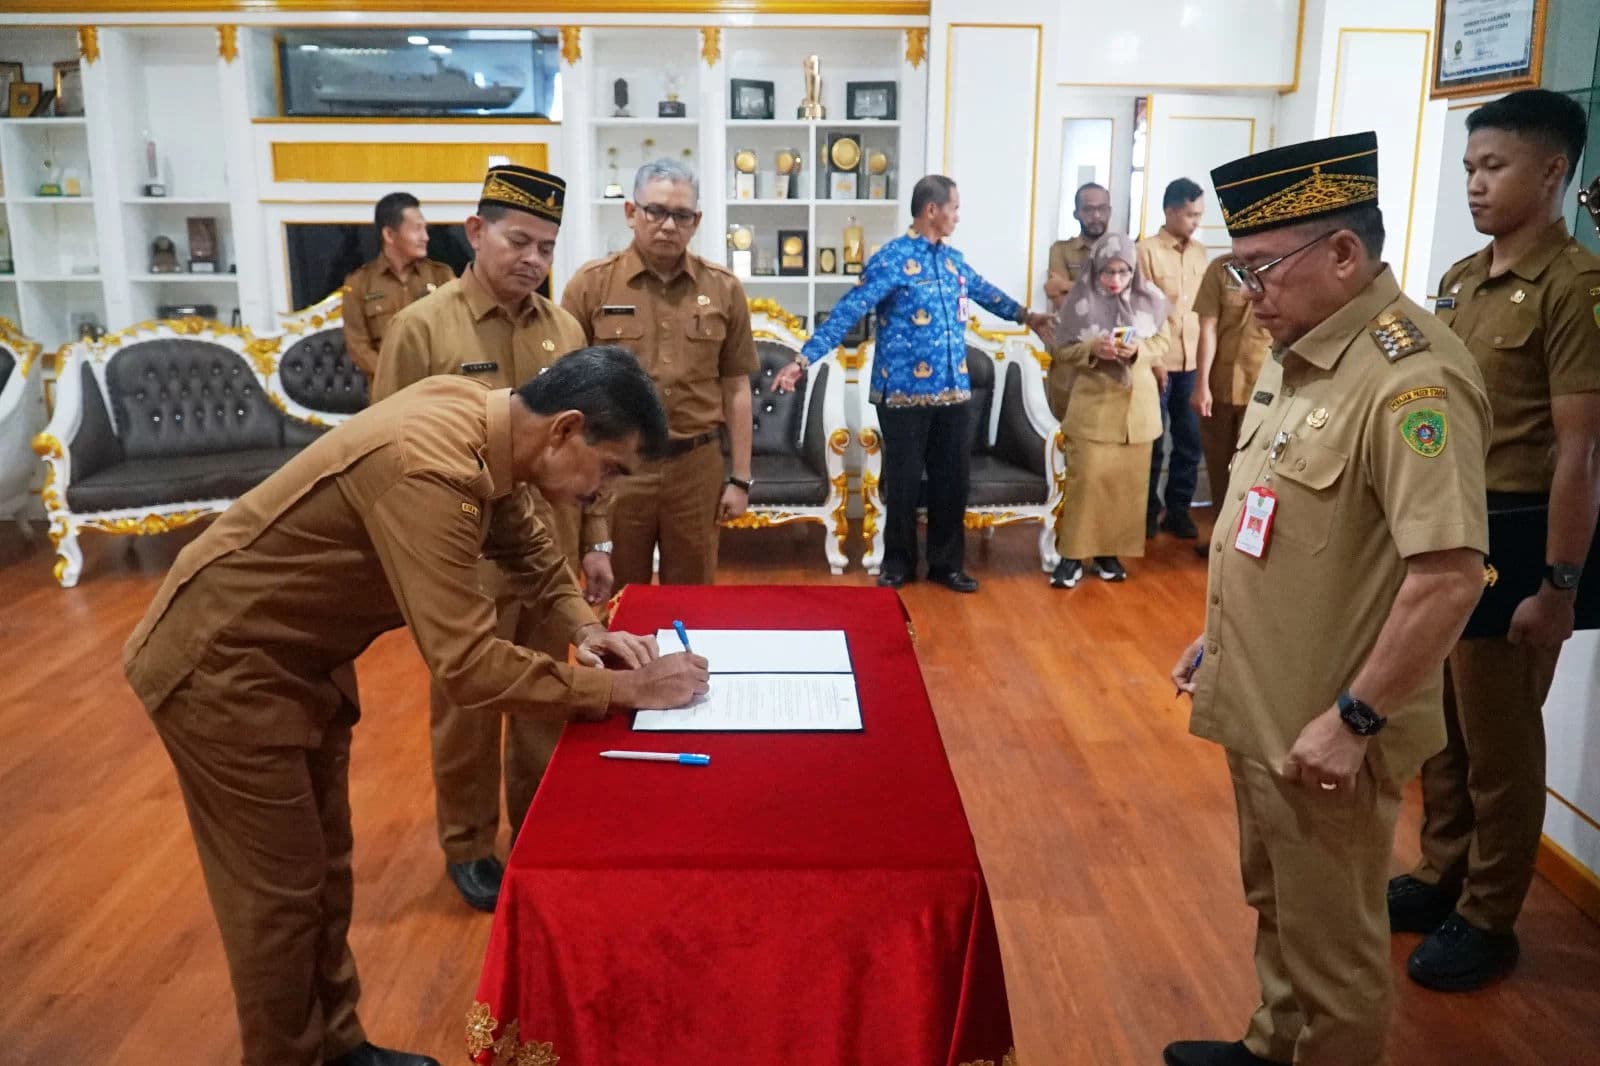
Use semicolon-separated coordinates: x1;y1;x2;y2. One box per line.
1431;0;1547;99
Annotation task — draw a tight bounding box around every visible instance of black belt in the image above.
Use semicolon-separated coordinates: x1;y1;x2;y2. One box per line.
661;429;720;458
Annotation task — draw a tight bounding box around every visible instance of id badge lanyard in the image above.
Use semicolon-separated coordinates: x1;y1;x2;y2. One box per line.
1234;429;1289;558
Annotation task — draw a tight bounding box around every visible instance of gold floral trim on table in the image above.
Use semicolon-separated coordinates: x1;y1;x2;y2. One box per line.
960;1049;1019;1066
466;1002;560;1066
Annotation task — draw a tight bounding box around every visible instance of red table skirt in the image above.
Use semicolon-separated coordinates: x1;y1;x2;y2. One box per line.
469;585;1016;1066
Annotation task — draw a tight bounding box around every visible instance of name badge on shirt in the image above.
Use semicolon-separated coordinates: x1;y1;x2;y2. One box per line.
600;305;636;316
956;277;970;323
1233;486;1278;558
1434;296;1455;310
460;361;500;374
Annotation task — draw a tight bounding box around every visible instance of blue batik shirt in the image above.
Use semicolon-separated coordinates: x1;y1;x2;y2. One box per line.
800;232;1025;406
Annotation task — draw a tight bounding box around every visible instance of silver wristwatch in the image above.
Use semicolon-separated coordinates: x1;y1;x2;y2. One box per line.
584;541;613;555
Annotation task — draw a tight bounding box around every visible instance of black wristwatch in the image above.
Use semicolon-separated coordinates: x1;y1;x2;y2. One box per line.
1546;563;1582;591
1337;690;1387;737
728;476;753;492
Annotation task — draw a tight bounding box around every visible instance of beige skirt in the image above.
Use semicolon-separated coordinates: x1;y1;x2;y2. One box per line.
1054;435;1153;560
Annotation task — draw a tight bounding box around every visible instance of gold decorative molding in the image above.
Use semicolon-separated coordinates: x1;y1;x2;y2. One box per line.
5;1;931;12
721;510;825;530
963;511;1036;530
700;27;721;67
81;510;214;538
829;471;850;551
218;24;239;63
860;469;881;543
0;316;43;377
77;26;99;64
826;427;851;456
905;27;926;69
560;26;582;66
270;140;548;183
465;1003;559;1066
958;1050;1019;1066
858;427;881;455
745;296;807;338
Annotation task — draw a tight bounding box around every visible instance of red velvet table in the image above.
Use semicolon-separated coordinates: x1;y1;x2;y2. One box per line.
467;585;1015;1066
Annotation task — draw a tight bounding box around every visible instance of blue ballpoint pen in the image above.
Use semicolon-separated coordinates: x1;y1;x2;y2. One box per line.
673;619;692;652
1175;647;1204;699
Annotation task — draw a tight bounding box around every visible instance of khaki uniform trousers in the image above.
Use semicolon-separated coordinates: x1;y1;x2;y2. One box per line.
431;555;571;864
1200;402;1247;513
610;439;725;589
1413;638;1560;930
1229;751;1402;1066
155;709;366;1066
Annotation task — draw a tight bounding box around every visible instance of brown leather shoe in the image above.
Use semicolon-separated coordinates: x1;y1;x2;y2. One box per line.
327;1041;442;1066
1163;1041;1287;1066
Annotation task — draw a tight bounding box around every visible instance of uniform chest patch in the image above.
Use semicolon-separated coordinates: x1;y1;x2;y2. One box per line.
1400;409;1447;457
461;502;481;518
1252;389;1274;405
903;259;923;276
1388;386;1447;412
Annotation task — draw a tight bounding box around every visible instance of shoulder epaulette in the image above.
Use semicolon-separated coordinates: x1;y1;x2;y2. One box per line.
1370;309;1430;362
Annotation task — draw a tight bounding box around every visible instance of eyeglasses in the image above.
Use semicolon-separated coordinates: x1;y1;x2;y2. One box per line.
1100;266;1134;279
1224;229;1336;295
634;202;700;227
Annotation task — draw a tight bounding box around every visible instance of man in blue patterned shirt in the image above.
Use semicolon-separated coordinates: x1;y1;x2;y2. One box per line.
774;175;1051;591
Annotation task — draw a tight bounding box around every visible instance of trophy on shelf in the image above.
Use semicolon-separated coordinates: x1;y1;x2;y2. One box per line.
71;311;104;342
187;217;219;273
602;147;625;199
816;247;837;275
613;78;631;118
866;149;891;200
37;156;64;197
727;223;754;279
773;147;802;200
142;131;166;198
732;147;758;200
150;235;180;274
843;216;864;276
778;229;807;276
659;73;686;118
827;133;861;200
797;54;825;120
0;221;13;274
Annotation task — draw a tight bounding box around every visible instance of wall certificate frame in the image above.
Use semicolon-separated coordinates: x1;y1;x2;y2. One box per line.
1431;0;1547;99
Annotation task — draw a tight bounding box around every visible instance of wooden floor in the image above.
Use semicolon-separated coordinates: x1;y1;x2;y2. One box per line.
1;515;1597;1066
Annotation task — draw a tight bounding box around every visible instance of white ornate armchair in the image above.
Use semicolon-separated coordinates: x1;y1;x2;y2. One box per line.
719;299;854;574
0;318;46;529
859;324;1065;574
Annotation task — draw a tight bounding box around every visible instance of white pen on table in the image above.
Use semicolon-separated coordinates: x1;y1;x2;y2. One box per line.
599;750;711;766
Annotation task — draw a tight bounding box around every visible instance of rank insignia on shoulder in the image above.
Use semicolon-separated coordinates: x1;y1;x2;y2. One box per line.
1400;409;1447;457
1371;310;1430;362
1252;389;1274;405
903;258;923;276
461;502;481;518
912;308;932;326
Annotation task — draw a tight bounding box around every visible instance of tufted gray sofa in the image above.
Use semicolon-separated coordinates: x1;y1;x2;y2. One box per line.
34;297;358;587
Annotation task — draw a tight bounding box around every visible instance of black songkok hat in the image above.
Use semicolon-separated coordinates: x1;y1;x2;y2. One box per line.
1210;131;1378;237
479;164;565;225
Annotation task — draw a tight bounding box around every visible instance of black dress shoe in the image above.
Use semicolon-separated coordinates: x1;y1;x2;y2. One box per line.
446;856;504;913
927;568;979;593
1163;1040;1287;1066
1387;874;1456;934
1161;511;1200;539
1407;913;1519;991
876;565;913;588
327;1041;442;1066
1146;513;1161;539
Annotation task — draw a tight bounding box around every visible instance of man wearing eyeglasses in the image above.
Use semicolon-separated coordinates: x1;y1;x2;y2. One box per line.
1044;182;1112;308
562;158;757;591
1167;132;1490;1066
370;164;612;915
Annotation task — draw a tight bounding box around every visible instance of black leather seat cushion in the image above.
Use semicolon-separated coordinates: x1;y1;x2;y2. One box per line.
106;340;285;459
66;447;301;512
0;346;14;392
965;455;1048;505
750;341;805;456
279;331;368;414
750;454;829;506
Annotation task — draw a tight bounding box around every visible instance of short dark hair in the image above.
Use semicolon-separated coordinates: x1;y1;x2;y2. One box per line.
911;174;958;219
477;203;510;224
1302;204;1387;260
1162;178;1204;210
515;345;668;458
375;191;420;235
1074;182;1109;210
1467;89;1588;187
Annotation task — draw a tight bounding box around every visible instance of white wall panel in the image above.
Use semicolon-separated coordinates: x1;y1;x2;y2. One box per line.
1142;93;1277;252
1546;632;1600;868
1055;0;1301;89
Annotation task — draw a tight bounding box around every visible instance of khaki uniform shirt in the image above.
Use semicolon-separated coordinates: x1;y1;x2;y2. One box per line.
342;255;455;376
1051;325;1170;444
1193;255;1273;406
1189;268;1491;786
1046;235;1094;299
561;246;757;439
371;265;604;553
123;378;609;750
1434;220;1600;494
1137;229;1208;371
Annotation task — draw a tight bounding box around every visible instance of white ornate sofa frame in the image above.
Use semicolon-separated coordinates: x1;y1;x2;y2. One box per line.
0;317;46;528
32;292;349;587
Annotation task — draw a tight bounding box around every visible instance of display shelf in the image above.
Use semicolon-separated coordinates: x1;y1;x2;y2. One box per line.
18;274;102;282
9;196;95;205
738;275;812;284
590;117;698;128
122;196;231;206
728;197;815;206
130;273;239;283
0;118;88;128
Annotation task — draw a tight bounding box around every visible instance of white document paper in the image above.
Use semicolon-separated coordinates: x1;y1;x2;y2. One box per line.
633;673;862;732
653;628;852;674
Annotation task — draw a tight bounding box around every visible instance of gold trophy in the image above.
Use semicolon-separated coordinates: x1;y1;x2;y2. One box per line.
827;133;861;200
843;216;864;276
727;223;754;278
733;147;758;200
797;55;826;120
774;147;801;200
867;149;891;200
602;146;625;199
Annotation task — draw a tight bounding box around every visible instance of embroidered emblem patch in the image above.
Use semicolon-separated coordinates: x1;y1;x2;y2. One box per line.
1387;386;1448;412
912;308;932;326
1593;302;1600;331
461;502;481;518
903;258;923;276
1400;409;1447;457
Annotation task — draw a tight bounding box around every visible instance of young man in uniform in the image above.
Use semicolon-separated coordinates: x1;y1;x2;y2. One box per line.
1168;132;1491;1066
1044;182;1112;307
1390;88;1600;992
561;158;757;590
370;165;614;914
341;191;455;376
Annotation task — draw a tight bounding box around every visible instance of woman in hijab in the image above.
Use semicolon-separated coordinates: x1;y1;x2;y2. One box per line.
1046;232;1171;588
